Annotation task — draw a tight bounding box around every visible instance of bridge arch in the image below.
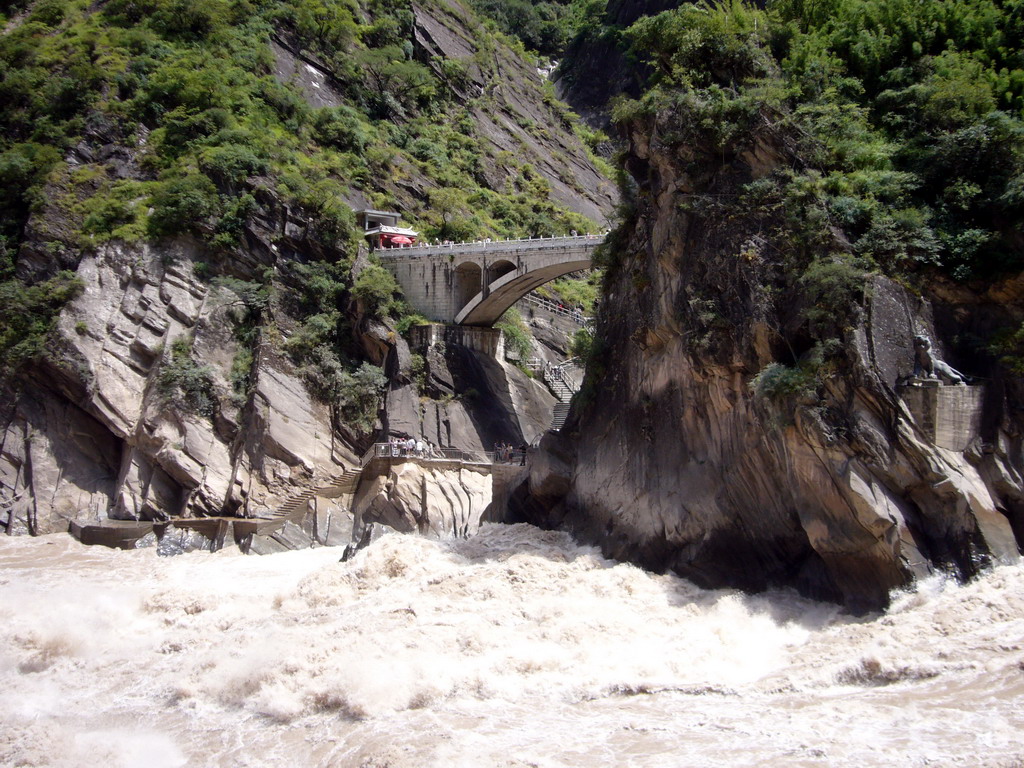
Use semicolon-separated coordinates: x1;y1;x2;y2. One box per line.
455;257;592;326
486;259;517;285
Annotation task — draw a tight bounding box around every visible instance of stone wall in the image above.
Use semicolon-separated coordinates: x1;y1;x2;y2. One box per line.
409;324;504;357
901;384;986;452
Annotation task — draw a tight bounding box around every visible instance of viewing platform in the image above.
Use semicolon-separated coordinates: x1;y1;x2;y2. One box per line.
368;443;526;466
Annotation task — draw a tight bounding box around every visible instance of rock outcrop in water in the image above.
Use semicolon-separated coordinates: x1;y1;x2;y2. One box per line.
353;458;506;539
518;101;1024;612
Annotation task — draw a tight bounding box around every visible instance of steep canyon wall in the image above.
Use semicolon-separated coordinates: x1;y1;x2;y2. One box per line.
0;0;604;537
521;111;1024;611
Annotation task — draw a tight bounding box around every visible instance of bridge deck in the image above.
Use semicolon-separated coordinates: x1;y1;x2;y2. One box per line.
374;233;604;261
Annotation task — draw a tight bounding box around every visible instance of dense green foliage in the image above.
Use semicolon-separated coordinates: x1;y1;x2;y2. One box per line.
277;258;386;429
468;0;600;57
0;0;600;401
539;269;601;313
495;306;533;360
352;262;405;317
0;267;83;375
0;0;597;247
616;0;1024;283
213;275;270;403
569;326;593;358
992;321;1024;374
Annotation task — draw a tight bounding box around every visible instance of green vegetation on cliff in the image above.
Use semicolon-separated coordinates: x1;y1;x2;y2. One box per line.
0;0;601;400
0;0;596;254
616;0;1024;284
564;0;1024;405
468;0;601;57
0;265;82;375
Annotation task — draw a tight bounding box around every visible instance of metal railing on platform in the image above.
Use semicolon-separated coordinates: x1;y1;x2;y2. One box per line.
368;443;527;466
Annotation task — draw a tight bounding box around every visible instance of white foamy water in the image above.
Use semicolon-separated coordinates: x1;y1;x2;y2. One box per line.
1;524;1022;767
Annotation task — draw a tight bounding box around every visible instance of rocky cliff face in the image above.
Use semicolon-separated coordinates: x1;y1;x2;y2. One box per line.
0;215;561;537
0;231;357;535
0;0;599;538
520;108;1024;611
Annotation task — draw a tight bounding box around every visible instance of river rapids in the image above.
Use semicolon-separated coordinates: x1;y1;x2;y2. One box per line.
1;523;1022;767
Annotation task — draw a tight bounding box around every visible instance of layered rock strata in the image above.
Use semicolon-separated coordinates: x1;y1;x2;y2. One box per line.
0;237;359;535
353;457;514;539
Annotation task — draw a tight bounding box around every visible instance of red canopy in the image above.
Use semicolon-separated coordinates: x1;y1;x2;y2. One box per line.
389;235;414;245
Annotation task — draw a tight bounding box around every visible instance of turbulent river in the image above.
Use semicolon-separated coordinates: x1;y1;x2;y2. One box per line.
2;523;1022;767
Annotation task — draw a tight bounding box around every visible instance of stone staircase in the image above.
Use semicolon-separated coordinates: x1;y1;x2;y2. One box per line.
545;374;575;402
543;360;580;432
550;403;571;431
240;468;362;535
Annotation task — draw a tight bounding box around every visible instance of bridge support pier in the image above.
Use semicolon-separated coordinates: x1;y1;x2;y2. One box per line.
409;324;505;358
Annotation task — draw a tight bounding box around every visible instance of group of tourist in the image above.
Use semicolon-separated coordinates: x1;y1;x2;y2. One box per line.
378;436;529;465
494;442;528;465
386;436;429;458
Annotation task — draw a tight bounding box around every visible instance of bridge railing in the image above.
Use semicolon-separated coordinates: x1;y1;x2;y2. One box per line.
373;233;605;259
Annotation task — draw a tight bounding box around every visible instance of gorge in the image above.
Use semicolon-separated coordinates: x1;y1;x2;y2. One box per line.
2;0;1024;762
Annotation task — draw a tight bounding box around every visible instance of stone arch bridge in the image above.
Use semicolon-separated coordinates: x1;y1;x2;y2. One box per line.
375;235;602;326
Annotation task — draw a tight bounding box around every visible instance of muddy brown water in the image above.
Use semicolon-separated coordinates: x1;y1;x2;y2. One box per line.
1;524;1022;767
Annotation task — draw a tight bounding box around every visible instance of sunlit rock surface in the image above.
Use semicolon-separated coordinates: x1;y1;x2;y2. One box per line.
521;107;1024;612
354;459;496;539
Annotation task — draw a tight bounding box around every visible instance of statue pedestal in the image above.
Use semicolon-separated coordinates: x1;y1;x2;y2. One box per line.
900;383;984;451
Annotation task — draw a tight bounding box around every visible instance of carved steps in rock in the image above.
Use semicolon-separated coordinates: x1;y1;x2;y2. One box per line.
243;466;373;555
316;469;362;498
